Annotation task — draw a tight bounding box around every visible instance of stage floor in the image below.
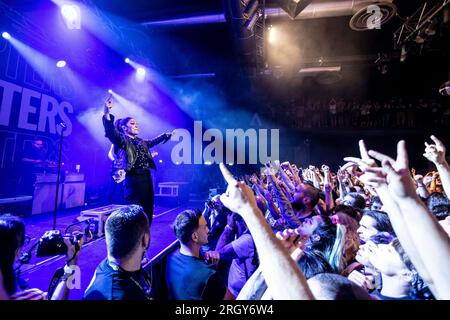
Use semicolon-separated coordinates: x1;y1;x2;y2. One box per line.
17;202;201;300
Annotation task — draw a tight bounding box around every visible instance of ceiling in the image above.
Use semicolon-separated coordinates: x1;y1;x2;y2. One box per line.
1;0;448;96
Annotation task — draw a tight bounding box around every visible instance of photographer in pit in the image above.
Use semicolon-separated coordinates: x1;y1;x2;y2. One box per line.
0;214;83;300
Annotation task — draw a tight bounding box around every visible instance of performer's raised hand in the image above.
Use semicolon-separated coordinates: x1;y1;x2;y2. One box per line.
104;95;113;115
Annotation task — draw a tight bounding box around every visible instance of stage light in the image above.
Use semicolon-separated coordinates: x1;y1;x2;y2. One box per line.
108;89;113;94
159;159;163;163
400;45;407;62
61;3;81;30
204;161;212;165
135;67;146;83
268;26;277;44
2;32;11;40
243;0;259;20
56;60;66;68
125;57;130;64
137;67;146;76
244;9;261;31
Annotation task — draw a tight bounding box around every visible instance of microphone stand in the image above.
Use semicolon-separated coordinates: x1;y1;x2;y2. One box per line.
53;123;66;230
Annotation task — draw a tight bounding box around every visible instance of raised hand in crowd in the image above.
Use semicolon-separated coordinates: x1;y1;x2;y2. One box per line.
219;163;314;300
350;140;450;299
423;135;450;196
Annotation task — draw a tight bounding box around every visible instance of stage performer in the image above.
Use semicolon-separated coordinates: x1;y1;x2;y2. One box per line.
102;97;173;225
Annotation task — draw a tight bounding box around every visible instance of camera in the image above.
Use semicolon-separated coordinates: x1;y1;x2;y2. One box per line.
36;230;83;257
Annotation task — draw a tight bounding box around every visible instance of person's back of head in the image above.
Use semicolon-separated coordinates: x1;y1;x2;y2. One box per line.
427;192;450;220
105;205;149;260
343;192;366;211
172;209;202;245
307;273;372;300
0;214;25;295
297;250;333;279
332;205;359;222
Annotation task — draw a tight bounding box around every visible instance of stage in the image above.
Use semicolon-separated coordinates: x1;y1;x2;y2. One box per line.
17;202;201;300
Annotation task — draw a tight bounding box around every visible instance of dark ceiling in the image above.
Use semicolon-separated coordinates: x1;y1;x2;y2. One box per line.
1;0;448;97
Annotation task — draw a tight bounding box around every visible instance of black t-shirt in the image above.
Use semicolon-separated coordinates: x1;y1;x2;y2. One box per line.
165;250;226;300
83;259;152;300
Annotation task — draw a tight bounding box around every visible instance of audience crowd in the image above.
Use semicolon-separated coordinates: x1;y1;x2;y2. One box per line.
261;98;450;129
1;134;449;300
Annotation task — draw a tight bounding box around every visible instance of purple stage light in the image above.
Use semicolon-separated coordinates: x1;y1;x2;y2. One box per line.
135;67;146;83
61;4;81;29
125;57;130;64
56;60;66;68
137;67;146;76
2;32;11;40
108;89;113;94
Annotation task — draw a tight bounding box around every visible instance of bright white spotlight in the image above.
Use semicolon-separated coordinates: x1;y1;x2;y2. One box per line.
159;159;163;163
61;4;81;30
137;67;146;76
2;32;11;40
125;57;130;64
135;67;146;83
56;60;66;68
268;26;277;44
108;89;113;94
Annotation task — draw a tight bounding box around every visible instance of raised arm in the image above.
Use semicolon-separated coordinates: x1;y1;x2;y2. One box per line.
267;173;301;228
368;142;450;299
219;164;314;300
423;135;450;197
278;163;295;194
345;140;435;295
102;98;124;147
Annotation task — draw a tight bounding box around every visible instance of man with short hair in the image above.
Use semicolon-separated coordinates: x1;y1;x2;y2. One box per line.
84;205;152;300
291;183;320;222
165;209;226;300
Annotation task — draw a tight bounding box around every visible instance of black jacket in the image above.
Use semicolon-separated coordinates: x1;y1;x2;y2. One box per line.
102;114;170;171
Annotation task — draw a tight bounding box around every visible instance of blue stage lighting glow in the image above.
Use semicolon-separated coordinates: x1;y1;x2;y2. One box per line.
137;67;146;76
2;32;11;40
61;4;81;29
125;57;130;64
56;60;66;68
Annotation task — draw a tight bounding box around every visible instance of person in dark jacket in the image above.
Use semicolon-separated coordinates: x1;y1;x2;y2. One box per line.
102;97;173;225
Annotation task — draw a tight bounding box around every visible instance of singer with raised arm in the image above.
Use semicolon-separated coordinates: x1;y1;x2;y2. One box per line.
102;97;173;226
